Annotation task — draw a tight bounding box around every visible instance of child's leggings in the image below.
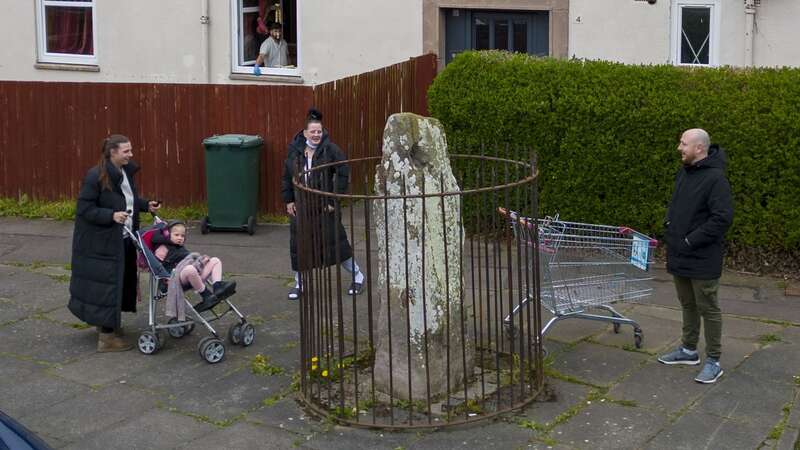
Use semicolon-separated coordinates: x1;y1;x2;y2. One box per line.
179;257;222;292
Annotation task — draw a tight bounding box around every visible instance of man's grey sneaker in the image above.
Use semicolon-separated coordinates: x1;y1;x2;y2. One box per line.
288;287;301;300
657;347;700;365
695;358;724;384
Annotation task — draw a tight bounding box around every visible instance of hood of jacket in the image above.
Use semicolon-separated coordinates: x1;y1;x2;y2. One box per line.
686;144;727;172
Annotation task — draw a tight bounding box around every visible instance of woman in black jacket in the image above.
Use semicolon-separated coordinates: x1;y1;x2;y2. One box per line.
68;135;160;352
281;109;365;300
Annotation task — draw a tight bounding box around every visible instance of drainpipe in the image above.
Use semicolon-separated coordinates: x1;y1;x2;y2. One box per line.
201;0;211;82
744;0;756;67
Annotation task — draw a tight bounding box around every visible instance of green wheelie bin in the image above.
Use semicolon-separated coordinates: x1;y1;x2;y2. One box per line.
201;134;263;235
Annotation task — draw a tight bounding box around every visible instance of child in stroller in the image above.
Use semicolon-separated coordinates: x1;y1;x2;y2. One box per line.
152;221;236;312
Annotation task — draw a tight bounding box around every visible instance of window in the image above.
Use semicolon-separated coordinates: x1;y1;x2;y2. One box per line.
36;0;97;65
444;10;548;65
231;0;300;77
671;1;720;67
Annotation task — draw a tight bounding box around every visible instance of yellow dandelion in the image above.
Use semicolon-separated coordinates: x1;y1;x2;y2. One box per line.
311;356;319;362
311;364;318;371
322;370;329;377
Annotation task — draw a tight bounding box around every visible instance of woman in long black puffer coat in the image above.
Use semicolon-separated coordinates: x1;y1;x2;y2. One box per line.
280;109;365;300
68;134;160;352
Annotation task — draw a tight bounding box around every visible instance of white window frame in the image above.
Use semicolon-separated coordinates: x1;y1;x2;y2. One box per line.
35;0;98;65
671;0;721;67
230;0;301;77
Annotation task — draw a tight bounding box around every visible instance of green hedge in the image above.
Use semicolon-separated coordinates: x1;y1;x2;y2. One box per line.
429;51;800;262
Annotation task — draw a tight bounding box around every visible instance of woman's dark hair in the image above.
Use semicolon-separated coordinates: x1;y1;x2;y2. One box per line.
304;108;323;129
97;134;130;191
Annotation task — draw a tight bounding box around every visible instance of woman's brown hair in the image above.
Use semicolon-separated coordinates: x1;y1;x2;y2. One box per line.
97;134;130;191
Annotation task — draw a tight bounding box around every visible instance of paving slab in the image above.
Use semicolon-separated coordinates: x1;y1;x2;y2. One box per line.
550;342;649;387
607;361;708;415
176;421;303;450
646;410;765;450
517;379;592;427
694;369;794;431
165;369;289;423
62;408;217;450
0;318;97;364
549;402;668;449
408;421;538;449
18;384;159;446
0;370;92;419
247;397;322;436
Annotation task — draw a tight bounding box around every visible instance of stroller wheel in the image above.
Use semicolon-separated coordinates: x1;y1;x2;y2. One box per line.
138;331;160;355
167;318;186;339
198;337;225;364
240;323;255;347
228;324;242;345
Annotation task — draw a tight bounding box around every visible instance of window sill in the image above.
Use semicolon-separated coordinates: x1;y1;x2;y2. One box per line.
229;73;304;84
35;62;100;72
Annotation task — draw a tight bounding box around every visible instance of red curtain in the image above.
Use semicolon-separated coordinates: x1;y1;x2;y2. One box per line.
45;6;93;55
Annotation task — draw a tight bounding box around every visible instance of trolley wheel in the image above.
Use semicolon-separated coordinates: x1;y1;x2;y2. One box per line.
198;337;226;364
184;322;195;335
634;328;644;349
167;317;186;338
246;216;256;236
201;216;210;235
613;322;621;334
138;331;159;355
228;323;242;345
240;323;255;347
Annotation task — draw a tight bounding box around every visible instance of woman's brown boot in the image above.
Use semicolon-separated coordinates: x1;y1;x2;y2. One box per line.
97;331;133;352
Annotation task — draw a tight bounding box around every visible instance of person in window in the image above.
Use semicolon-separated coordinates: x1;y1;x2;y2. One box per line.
281;108;366;300
253;22;289;74
68;135;160;352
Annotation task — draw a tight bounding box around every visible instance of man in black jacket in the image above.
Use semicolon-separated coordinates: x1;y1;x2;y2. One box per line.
657;129;733;384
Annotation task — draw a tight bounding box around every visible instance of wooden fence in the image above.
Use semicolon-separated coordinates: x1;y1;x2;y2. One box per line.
0;54;437;214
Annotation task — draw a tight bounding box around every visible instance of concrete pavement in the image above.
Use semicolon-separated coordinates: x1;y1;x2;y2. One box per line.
1;216;798;449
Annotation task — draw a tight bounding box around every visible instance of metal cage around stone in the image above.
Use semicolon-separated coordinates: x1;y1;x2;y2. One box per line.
293;149;544;429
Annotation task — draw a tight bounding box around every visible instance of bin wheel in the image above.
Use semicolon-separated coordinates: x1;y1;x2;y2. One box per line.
634;328;643;349
613;322;621;334
138;331;159;355
201;216;210;235
168;317;186;339
240;323;255;347
198;337;226;364
247;216;256;235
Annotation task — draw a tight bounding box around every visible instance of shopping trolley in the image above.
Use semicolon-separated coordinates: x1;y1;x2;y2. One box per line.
498;208;658;349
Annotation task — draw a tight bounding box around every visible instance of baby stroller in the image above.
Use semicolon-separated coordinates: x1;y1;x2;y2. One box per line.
124;218;255;363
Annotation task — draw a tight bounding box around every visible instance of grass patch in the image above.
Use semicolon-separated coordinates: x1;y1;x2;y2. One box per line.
70;323;92;330
0;196;75;220
766;402;793;441
251;354;285;376
759;334;783;345
47;274;70;283
259;213;290;224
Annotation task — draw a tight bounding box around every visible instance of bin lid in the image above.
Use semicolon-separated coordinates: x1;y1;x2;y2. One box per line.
203;134;263;149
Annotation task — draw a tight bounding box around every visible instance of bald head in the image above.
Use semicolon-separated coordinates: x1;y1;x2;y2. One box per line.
685;128;710;151
678;128;711;165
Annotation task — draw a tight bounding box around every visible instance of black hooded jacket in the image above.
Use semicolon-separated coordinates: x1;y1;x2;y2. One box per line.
281;130;352;271
664;144;734;279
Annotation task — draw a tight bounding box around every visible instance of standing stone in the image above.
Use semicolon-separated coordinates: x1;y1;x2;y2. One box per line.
373;113;474;401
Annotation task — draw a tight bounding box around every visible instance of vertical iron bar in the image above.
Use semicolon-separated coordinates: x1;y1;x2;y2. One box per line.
401;176;414;425
440;173;452;421
363;172;376;425
383;174;394;425
420;176;432;423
